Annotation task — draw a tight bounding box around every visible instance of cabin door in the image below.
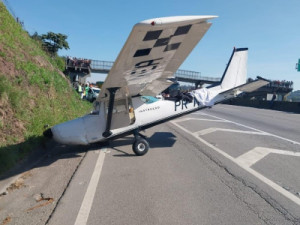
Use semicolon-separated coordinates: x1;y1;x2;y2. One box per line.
108;97;135;130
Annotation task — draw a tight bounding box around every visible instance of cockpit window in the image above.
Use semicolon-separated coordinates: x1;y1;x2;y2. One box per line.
141;96;159;104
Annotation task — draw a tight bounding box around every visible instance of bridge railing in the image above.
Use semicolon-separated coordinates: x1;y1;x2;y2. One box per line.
175;69;220;82
68;58;221;83
90;60;114;71
175;69;201;79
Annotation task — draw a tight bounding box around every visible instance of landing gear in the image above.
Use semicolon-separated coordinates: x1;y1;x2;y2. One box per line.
132;131;149;156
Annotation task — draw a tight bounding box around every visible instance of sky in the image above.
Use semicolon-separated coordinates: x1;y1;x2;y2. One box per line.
3;0;300;90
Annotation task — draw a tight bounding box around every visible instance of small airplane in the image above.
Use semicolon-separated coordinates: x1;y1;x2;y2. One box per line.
43;16;269;156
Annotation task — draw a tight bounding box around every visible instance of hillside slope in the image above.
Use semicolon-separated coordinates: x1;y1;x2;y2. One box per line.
0;3;91;173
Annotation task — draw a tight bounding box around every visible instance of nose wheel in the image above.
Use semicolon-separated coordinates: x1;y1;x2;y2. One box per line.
132;131;149;156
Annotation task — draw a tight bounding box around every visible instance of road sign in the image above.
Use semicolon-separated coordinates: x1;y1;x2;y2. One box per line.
298;59;300;72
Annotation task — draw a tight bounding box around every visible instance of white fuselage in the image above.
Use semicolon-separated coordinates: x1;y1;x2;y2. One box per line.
51;88;220;145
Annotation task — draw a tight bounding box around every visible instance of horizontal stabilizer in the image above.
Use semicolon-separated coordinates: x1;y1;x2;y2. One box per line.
235;77;270;93
215;77;270;103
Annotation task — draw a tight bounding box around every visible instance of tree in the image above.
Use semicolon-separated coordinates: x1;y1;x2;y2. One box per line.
40;32;69;56
30;32;42;41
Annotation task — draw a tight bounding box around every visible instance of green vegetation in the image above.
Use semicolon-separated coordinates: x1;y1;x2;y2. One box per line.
31;31;70;57
0;3;91;174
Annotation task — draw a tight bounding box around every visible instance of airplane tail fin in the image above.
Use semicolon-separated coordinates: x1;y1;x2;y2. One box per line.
219;48;248;90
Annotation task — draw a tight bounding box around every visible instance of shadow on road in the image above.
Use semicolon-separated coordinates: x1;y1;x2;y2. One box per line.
110;132;177;157
0;131;176;187
0;137;105;185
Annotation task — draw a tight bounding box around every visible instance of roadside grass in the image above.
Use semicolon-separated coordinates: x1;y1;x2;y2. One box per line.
0;71;92;174
0;2;92;175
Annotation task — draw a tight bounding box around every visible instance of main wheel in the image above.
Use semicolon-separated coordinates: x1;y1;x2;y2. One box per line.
132;137;149;156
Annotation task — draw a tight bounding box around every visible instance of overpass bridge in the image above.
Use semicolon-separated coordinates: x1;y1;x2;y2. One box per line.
66;58;221;88
65;58;293;98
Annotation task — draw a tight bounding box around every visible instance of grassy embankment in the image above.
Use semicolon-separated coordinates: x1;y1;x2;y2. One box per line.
0;3;92;174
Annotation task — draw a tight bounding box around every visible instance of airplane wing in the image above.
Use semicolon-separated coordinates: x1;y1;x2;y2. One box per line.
98;16;217;101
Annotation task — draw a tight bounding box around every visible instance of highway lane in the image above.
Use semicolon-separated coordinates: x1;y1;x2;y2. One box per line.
48;105;300;225
206;104;300;142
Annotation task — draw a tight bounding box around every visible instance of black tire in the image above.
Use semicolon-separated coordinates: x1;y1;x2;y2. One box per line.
132;137;149;156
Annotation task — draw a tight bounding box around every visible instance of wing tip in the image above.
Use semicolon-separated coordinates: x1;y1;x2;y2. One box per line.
137;15;218;26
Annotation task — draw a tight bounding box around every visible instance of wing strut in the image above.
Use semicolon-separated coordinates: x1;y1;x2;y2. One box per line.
102;87;120;137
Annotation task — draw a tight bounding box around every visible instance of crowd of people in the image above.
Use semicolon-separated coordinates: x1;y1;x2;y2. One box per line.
66;56;91;69
247;78;293;89
267;80;293;89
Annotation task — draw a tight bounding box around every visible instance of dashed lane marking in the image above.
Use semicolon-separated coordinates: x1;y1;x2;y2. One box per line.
74;149;106;225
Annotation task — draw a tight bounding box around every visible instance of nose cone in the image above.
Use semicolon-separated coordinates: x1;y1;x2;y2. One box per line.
51;117;89;145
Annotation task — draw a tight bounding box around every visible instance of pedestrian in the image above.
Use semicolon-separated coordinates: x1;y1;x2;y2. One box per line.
85;84;90;100
270;92;276;109
78;83;83;99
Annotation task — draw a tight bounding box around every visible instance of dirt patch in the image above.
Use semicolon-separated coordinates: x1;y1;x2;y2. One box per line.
0;216;11;225
33;55;53;70
0;103;25;144
0;55;18;78
27;193;54;212
6;171;32;192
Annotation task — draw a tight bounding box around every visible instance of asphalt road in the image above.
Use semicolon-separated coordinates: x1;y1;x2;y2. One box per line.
47;105;300;225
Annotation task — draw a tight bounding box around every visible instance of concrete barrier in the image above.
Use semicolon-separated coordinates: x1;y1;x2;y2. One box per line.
224;99;300;113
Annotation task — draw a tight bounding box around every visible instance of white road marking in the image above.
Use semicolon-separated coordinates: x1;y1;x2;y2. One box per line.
174;117;228;123
74;149;106;225
199;112;300;146
195;127;268;136
170;121;300;206
236;147;300;167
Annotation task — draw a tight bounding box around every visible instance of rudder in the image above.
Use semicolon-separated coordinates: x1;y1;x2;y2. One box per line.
219;48;248;90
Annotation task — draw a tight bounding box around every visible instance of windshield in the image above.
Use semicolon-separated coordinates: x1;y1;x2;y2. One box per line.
93;89;100;94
